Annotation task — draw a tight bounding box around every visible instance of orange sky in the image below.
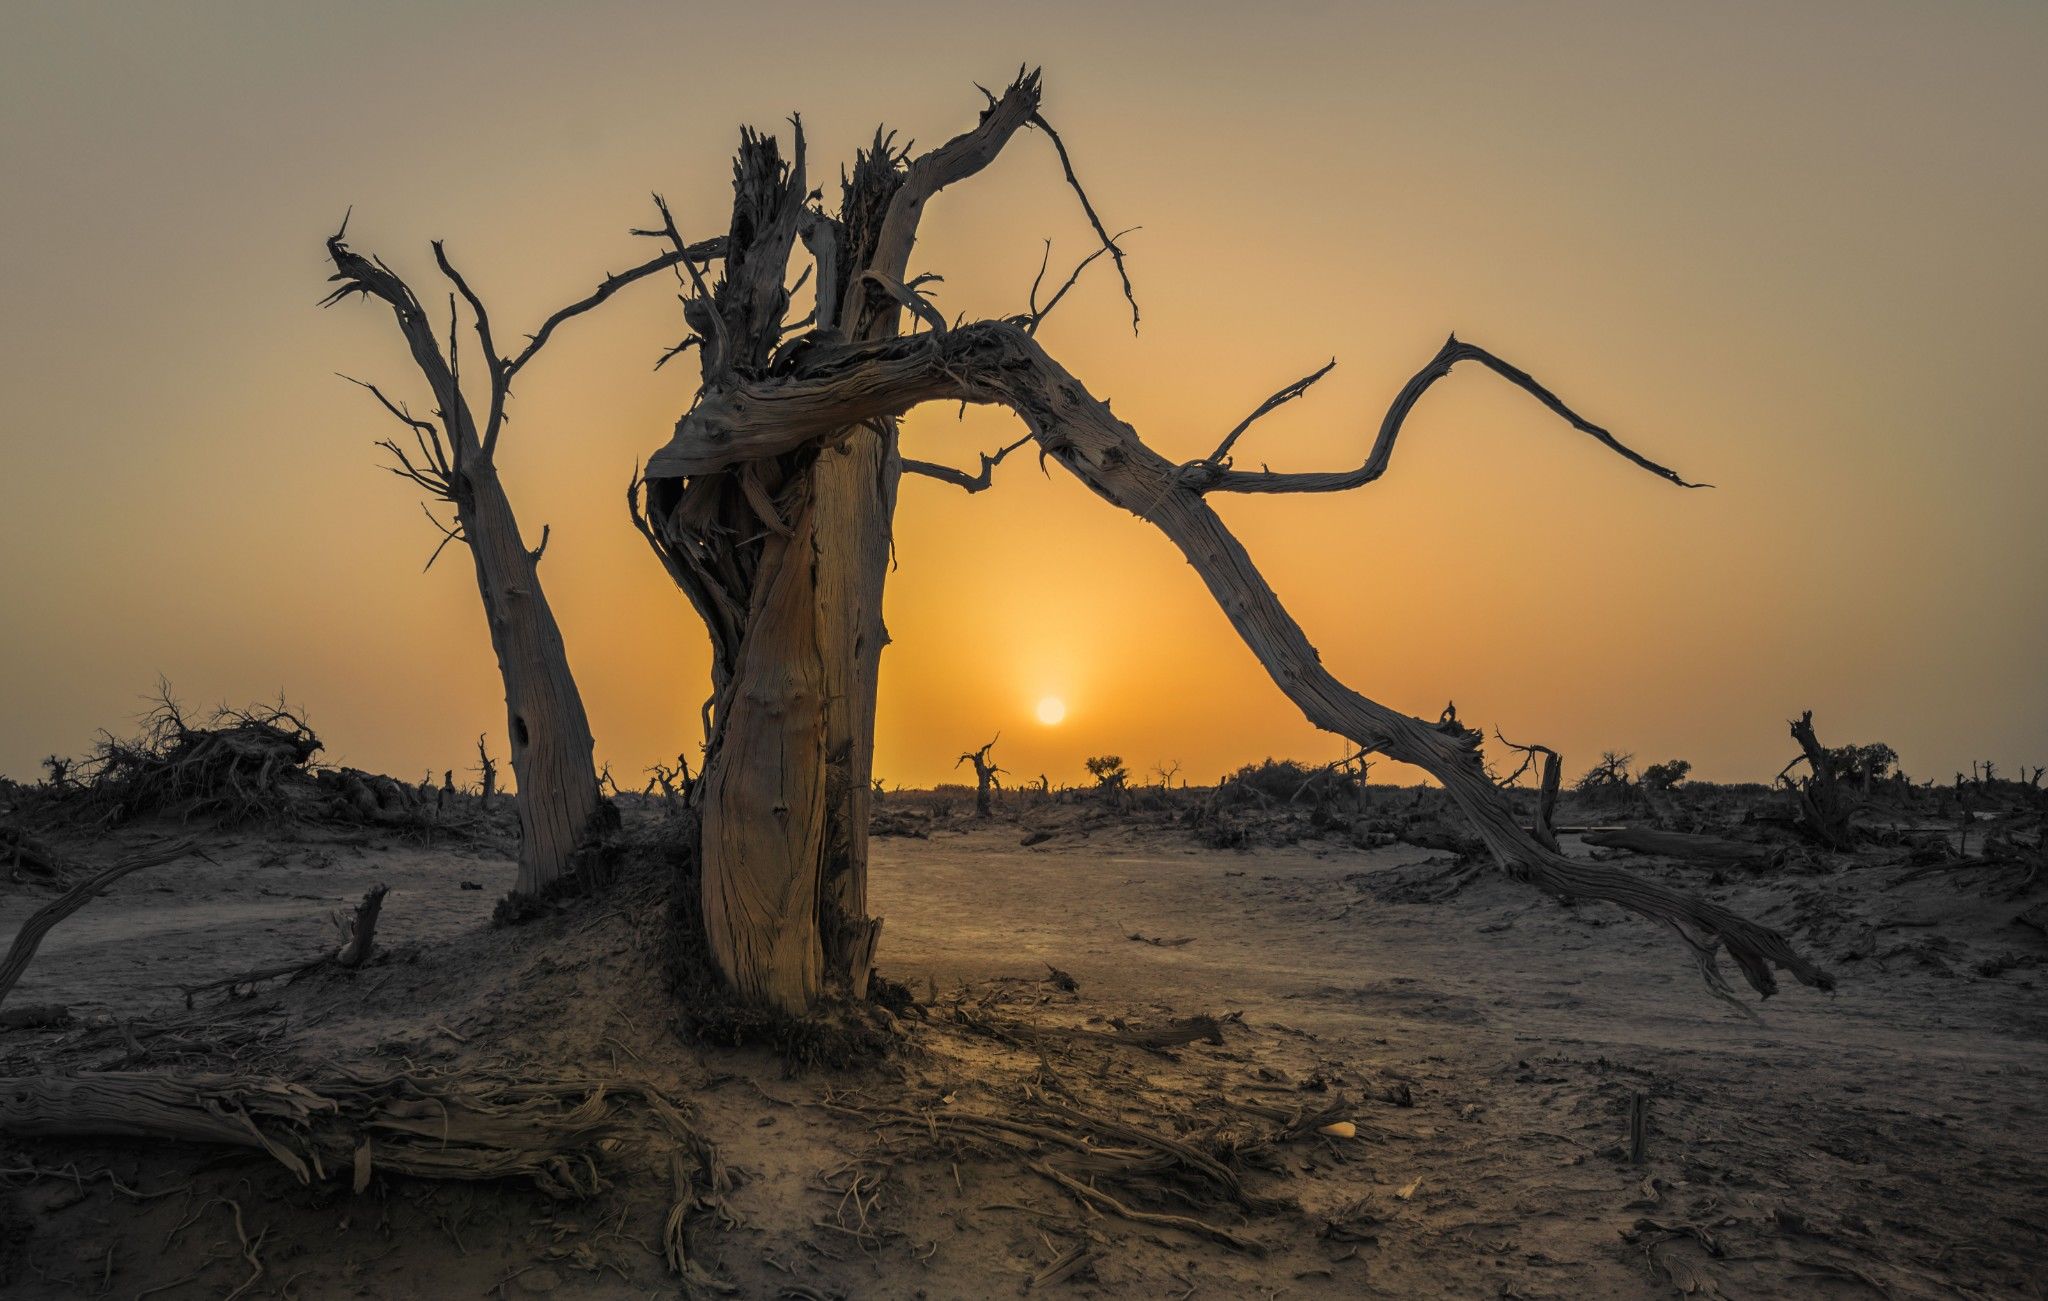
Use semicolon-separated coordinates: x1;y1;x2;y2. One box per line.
2;3;2043;791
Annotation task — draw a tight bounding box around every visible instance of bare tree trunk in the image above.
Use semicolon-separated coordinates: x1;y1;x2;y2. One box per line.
695;512;831;1012
462;468;605;896
323;221;707;896
810;431;895;998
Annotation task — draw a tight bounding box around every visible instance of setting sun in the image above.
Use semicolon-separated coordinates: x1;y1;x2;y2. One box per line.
1034;696;1067;726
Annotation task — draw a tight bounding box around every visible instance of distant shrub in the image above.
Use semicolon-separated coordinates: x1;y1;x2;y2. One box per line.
1217;758;1359;807
1639;759;1692;791
1084;756;1129;791
1824;742;1898;785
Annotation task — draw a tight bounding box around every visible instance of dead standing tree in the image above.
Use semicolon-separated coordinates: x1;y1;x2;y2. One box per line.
634;71;1831;1014
957;736;1005;818
323;220;716;895
474;734;499;812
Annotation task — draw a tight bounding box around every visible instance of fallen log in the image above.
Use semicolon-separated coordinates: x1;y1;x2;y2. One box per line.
1582;828;1769;864
0;1070;704;1201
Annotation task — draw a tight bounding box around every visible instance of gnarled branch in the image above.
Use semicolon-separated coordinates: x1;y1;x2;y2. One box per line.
1176;334;1706;495
902;434;1032;494
643;318;1825;1002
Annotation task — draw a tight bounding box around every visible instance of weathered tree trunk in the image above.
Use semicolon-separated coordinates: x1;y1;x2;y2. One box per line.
637;72;1828;1012
460;466;606;896
324;225;687;897
695;511;832;1011
809;432;895;999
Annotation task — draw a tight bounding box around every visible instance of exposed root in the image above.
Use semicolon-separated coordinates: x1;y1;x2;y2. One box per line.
0;1069;718;1208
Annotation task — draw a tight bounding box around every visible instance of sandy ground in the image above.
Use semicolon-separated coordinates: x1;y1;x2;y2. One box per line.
2;813;2043;1298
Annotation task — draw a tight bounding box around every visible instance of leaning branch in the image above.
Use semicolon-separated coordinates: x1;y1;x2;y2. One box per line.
1176;335;1706;495
644;319;1824;1002
509;237;725;380
1;841;198;1009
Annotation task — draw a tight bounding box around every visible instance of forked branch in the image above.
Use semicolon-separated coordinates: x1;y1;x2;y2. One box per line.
902;434;1032;493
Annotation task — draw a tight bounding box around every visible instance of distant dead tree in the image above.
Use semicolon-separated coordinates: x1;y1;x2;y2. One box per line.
1348;754;1373;811
322;215;711;895
473;734;499;813
1152;759;1183;790
645;754;693;816
1574;751;1635;794
1777;711;1857;849
956;736;1005;818
627;70;1827;1013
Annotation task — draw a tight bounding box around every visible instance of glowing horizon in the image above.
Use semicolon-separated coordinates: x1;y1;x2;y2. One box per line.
1;3;2042;792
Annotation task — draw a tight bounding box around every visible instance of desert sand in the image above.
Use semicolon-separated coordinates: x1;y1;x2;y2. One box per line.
3;797;2040;1298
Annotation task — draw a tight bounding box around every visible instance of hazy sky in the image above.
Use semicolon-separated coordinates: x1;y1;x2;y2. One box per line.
2;2;2042;790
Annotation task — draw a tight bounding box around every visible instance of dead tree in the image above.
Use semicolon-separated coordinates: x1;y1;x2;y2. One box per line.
1778;711;1857;849
957;736;1005;818
646;754;692;816
1575;750;1635;795
474;734;499;813
323;220;714;895
632;71;1829;1013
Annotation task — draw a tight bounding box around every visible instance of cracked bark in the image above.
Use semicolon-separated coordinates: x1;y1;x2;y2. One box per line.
323;225;711;895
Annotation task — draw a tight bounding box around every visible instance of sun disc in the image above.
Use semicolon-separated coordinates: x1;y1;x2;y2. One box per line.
1035;696;1066;725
